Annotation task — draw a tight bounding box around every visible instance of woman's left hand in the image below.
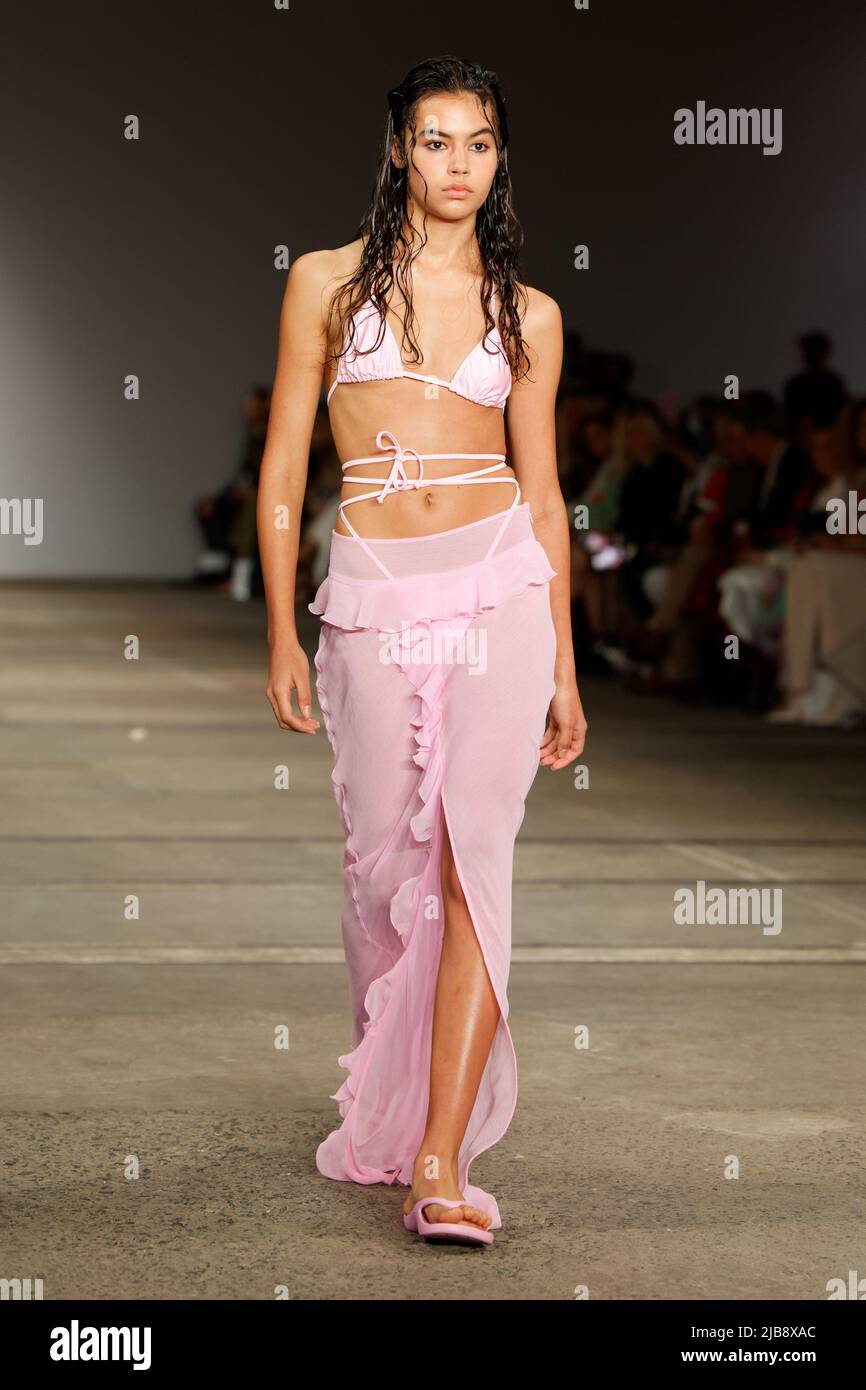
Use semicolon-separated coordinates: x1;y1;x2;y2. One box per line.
540;677;587;769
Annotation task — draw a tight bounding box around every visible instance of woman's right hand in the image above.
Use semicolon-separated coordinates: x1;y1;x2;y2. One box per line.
266;639;320;734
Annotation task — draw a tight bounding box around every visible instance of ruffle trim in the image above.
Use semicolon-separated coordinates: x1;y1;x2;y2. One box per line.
325;650;451;1135
314;537;546;1210
309;535;556;633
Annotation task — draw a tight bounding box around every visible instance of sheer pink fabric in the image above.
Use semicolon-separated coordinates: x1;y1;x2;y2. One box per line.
309;504;557;1224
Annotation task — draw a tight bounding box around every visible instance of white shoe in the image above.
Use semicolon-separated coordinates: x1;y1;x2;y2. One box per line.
196;548;230;575
229;556;254;602
800;667;837;721
803;684;865;728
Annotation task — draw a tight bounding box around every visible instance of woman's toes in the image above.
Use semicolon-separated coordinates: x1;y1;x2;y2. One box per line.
464;1205;490;1229
435;1203;488;1229
409;1196;492;1228
428;1202;466;1225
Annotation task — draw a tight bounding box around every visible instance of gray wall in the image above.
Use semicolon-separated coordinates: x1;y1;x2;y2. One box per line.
1;0;862;577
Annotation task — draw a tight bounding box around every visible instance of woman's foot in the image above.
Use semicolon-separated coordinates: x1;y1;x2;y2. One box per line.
402;1155;492;1232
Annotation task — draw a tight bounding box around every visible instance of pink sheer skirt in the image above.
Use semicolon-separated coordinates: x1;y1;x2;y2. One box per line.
308;503;557;1225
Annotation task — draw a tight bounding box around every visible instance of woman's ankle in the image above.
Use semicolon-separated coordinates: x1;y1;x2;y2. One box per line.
412;1145;460;1186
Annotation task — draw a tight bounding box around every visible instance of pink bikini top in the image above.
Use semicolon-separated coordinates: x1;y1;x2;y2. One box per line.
327;291;512;411
328;290;519;575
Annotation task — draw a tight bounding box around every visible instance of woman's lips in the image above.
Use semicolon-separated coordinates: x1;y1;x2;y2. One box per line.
444;187;470;198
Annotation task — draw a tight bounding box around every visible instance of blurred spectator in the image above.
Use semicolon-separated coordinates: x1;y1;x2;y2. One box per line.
577;410;625;532
678;394;726;459
638;404;751;689
784;331;848;444
569;410;629;666
616;403;686;626
716;393;814;661
193;386;270;600
741;391;815;547
767;402;866;725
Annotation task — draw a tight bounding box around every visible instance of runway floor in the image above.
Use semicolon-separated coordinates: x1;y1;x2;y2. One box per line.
1;581;864;1300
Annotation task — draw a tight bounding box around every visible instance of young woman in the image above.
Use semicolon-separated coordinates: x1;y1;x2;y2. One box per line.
257;55;587;1246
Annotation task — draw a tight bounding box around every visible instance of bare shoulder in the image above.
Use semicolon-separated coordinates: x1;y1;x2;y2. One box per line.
284;239;364;321
510;284;563;386
519;283;563;338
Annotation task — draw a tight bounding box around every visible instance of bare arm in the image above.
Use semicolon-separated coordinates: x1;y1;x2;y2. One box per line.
506;288;587;768
257;251;333;733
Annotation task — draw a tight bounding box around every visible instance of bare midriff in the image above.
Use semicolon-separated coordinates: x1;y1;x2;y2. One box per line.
327;377;518;540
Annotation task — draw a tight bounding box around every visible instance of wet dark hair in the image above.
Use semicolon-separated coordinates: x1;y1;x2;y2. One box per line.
325;55;531;383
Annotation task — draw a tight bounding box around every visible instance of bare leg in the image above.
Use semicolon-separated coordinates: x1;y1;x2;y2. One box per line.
401;808;498;1230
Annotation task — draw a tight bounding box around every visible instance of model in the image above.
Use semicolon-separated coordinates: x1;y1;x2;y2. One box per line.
257;55;587;1246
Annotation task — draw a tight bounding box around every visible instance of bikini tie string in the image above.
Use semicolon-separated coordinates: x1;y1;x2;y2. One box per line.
374;429;425;503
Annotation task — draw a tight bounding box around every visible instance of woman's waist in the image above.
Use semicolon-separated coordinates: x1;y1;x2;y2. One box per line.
310;504;557;628
327;502;538;575
338;461;518;501
339;452;515;483
337;426;518;521
335;468;521;545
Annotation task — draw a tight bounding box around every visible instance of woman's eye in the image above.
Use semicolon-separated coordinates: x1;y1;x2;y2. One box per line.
424;140;490;153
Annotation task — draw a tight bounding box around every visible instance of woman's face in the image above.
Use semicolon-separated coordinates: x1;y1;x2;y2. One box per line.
395;90;499;222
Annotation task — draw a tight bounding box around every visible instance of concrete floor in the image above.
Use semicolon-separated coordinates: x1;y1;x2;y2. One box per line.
1;581;864;1300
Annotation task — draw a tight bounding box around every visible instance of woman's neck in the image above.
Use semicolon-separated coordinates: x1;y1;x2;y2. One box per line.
399;209;483;281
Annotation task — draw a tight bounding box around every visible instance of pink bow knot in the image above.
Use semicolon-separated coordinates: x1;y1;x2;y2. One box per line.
375;429;425;502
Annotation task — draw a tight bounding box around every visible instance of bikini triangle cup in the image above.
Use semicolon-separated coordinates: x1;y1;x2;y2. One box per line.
328;291;521;577
327;289;513;409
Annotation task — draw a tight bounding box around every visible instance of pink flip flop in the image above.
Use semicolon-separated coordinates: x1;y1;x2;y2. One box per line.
404;1195;495;1246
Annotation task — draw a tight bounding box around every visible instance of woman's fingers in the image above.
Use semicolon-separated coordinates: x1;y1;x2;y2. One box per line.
539;722;558;753
267;682;320;733
265;643;319;734
553;723;576;767
296;672;313;720
266;686;294;729
540;720;587;769
539;721;560;765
